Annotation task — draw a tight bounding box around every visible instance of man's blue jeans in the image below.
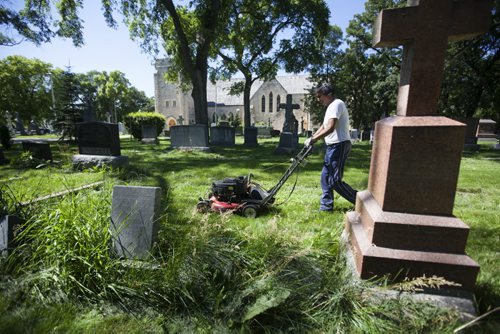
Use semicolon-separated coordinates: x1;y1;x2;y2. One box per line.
320;140;357;211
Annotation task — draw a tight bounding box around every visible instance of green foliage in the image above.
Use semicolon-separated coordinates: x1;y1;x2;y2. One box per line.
0;56;53;125
124;112;166;140
52;67;83;139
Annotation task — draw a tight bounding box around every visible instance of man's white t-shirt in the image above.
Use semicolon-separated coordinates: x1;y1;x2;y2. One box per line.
323;99;351;145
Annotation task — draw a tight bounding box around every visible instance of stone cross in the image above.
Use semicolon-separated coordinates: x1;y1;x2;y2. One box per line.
177;115;184;125
373;0;492;116
279;94;300;133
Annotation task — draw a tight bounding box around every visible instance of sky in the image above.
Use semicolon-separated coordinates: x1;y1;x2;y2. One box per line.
0;1;367;98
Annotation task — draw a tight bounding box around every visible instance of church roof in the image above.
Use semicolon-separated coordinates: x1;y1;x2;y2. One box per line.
206;75;312;106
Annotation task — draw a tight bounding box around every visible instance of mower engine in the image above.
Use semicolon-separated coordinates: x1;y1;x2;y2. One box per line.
197;174;272;218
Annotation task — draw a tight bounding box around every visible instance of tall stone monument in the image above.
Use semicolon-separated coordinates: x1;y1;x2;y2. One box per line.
274;94;300;154
345;0;492;291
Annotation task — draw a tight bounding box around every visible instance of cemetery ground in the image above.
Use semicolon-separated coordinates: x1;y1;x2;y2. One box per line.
0;136;498;333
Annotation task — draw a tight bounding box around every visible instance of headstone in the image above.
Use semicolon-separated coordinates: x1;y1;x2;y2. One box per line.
110;186;161;259
28;120;40;135
275;94;300;154
76;122;121;156
345;0;492;292
72;122;129;169
118;122;128;135
15;113;26;135
22;141;53;161
453;117;480;151
244;127;258;146
256;127;272;138
170;125;210;150
477;119;497;140
1;215;21;257
210;126;235;146
141;125;159;144
350;129;360;142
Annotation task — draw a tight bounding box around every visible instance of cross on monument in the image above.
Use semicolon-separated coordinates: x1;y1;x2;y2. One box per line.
279;94;300;133
373;0;492;116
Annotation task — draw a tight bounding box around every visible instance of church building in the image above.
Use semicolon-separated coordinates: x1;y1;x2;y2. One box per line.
154;59;315;132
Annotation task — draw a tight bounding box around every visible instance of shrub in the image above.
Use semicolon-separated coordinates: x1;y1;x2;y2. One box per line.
123;112;166;140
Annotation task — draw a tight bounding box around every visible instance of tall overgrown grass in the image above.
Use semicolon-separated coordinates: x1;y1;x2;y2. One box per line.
0;137;498;332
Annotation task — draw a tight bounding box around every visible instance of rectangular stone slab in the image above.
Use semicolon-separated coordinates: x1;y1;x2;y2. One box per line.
111;186;161;259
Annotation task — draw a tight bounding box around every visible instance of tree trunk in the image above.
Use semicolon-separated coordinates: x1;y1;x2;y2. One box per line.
243;76;253;128
190;68;209;125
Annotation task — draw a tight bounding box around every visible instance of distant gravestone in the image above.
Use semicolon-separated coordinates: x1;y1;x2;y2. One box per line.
22;141;53;161
15;113;26;135
110;186;161;259
170;125;209;150
244;127;258;146
210;126;235;146
141;125;159;144
72;122;129;169
1;215;21;257
477;119;497;140
275;94;300;154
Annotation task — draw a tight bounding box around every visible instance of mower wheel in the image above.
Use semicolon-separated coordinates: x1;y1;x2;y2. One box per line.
242;205;259;218
197;201;210;213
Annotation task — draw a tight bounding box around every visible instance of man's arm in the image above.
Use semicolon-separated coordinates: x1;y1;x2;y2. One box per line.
308;118;337;145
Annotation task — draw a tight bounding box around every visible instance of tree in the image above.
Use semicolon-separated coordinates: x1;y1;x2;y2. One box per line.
211;0;330;134
0;0;96;46
439;0;499;121
0;55;53;125
52;67;83;139
333;0;404;130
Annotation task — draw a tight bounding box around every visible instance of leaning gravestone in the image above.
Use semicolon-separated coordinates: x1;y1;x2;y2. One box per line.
170;125;210;150
275;94;300;154
210;126;235;146
72;122;129;169
110;186;161;259
1;215;21;257
345;0;492;293
141;125;159;144
22;141;53;161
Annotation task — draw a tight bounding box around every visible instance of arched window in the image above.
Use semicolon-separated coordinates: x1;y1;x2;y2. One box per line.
261;95;266;113
276;95;281;111
269;92;273;112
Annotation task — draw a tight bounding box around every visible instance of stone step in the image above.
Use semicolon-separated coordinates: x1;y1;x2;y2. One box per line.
346;212;480;291
355;190;470;254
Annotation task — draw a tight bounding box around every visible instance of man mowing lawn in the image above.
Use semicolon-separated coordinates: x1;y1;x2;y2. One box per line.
305;84;358;212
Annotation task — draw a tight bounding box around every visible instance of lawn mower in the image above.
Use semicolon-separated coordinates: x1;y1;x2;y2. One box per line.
196;144;313;218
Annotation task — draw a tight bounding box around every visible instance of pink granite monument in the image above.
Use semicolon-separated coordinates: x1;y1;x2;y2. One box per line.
345;0;493;291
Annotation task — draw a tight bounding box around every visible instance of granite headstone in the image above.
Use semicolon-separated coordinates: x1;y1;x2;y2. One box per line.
111;186;162;259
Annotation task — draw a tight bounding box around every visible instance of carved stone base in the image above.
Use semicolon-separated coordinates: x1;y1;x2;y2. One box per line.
345;191;480;291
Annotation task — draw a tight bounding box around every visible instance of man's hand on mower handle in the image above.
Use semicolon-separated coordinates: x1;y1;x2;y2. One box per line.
305;137;315;147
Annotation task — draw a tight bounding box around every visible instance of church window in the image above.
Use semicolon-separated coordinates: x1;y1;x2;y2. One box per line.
269;92;273;112
261;95;266;112
165;100;170;108
172;100;177;107
276;95;281;111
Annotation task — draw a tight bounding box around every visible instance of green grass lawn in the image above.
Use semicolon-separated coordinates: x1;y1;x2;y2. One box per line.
0;136;498;333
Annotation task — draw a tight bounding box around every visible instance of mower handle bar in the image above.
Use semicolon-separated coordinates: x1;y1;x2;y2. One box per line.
261;144;314;206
